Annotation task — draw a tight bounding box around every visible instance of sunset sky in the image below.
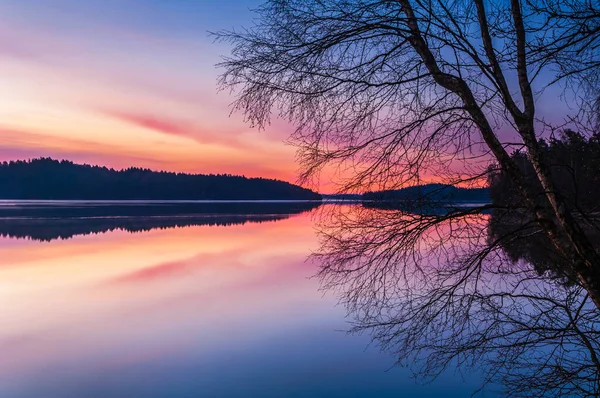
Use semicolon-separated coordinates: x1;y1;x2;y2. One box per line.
0;1;576;190
0;0;303;181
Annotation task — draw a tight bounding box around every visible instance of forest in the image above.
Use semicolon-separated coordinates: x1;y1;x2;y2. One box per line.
0;158;322;200
488;129;600;213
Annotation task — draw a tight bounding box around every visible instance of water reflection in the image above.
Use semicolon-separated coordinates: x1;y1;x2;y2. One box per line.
0;201;321;241
5;200;597;396
0;203;488;398
486;209;600;395
314;204;600;397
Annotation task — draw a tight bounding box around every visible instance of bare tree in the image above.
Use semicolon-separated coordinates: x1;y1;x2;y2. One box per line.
527;0;600;127
216;0;600;395
217;0;600;306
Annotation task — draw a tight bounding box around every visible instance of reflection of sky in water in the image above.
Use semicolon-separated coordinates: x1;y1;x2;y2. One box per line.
0;212;496;397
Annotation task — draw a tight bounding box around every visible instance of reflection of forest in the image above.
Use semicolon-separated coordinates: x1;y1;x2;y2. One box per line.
0;201;321;241
488;208;600;284
489;209;567;282
362;200;492;215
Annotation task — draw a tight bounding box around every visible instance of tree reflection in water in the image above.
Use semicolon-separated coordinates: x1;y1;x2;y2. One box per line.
315;204;600;397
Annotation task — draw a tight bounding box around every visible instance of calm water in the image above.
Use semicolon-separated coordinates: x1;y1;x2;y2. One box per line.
0;203;491;397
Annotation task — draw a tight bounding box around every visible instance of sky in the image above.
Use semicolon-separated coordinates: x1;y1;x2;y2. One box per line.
0;0;303;181
0;1;577;190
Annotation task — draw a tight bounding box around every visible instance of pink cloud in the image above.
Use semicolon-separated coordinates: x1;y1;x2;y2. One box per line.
98;108;262;151
104;110;198;139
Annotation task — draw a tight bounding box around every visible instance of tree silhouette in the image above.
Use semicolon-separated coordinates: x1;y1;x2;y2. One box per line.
217;0;600;306
217;0;600;395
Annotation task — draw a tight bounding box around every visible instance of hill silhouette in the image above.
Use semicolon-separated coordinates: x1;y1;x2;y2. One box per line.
363;183;490;203
0;158;321;200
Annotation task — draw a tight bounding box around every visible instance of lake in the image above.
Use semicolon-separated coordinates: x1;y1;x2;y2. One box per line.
0;202;494;397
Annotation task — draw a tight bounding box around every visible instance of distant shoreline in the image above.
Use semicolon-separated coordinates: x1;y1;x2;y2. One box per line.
0;199;324;204
0;158;322;201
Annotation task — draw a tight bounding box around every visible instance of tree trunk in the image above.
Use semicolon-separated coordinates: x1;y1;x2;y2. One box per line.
401;0;600;308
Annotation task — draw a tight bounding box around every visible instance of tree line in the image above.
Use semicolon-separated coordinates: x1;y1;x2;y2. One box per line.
0;158;322;200
489;129;600;214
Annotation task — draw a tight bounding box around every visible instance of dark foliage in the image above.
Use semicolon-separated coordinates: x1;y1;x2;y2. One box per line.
0;158;322;200
321;193;363;200
488;130;600;285
488;208;578;285
363;183;490;204
489;130;600;213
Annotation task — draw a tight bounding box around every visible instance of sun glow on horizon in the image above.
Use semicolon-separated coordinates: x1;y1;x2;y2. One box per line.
0;0;304;183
